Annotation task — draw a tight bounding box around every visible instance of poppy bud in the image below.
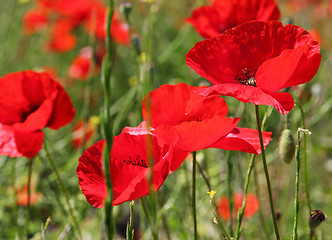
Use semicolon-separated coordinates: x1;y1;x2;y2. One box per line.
278;129;296;164
309;210;325;232
120;2;132;21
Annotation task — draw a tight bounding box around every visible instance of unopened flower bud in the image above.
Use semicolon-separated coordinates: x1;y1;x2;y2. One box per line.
309;210;325;232
120;2;132;20
278;129;295;164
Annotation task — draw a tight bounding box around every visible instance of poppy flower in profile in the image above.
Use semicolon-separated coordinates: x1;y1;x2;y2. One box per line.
186;21;321;115
186;0;280;38
84;8;130;45
142;83;272;153
71;116;99;150
23;8;48;34
76;132;188;207
0;71;75;158
218;193;259;220
46;19;77;52
68;47;93;80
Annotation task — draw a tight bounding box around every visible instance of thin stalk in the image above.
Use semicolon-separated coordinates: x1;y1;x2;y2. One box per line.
207;192;232;240
25;157;33;240
298;103;312;211
226;152;234;236
235;106;271;240
126;201;135;240
292;130;302;240
199;162;230;239
253;164;270;239
255;105;280;240
235;155;255;240
196;161;211;191
102;0;116;239
43;142;81;239
11;158;18;239
141;197;158;240
192;151;198;240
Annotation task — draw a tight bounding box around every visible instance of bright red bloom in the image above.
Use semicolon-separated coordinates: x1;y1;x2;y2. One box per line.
46;19;77;52
16;183;42;206
68;47;93;80
0;71;75;158
23;8;48;34
218;193;259;220
77;132;188;207
186;0;280;38
71;118;96;149
142;83;272;153
84;8;130;45
186;21;321;115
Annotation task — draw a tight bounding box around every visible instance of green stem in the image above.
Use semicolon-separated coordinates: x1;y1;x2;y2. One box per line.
192;151;198;240
292;130;302;240
43;142;81;239
141;197;158;240
102;0;116;239
11;158;18;239
126;201;135;240
209;196;232;240
253;164;270;239
25;157;33;240
235;106;272;240
298;103;312;211
235;155;255;240
196;161;211;191
226;152;234;236
255;105;280;240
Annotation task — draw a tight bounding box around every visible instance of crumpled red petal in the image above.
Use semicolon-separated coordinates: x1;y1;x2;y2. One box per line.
208;127;272;154
196;84;294;115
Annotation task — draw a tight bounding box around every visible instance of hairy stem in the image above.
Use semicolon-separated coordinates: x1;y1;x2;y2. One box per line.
255;105;280;240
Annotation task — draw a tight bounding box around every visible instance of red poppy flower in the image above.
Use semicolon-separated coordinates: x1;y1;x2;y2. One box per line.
16;183;42;206
0;71;75;158
142;83;272;153
76;132;188;207
68;47;93;80
186;21;321;115
186;0;280;38
46;19;77;52
218;193;259;220
84;8;130;45
72;117;99;149
23;8;48;34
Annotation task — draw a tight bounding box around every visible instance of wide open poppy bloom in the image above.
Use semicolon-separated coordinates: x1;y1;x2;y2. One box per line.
186;21;321;115
186;0;280;38
218;193;259;220
77;132;188;207
142;83;272;153
0;71;75;158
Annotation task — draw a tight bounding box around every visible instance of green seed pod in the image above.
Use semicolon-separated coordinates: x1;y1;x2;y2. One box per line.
278;129;296;164
309;210;325;232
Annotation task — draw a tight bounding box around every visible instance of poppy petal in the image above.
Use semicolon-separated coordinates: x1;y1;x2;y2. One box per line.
208;127;272;154
14;130;44;158
196;84;294;114
0;124;22;157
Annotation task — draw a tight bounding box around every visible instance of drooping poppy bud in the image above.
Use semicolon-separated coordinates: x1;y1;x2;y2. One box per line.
309;210;325;233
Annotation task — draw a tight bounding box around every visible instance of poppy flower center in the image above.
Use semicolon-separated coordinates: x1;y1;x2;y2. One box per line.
123;155;148;168
235;68;257;87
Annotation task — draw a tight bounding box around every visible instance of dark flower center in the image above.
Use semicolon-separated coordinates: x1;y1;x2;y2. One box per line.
21;105;39;122
123;155;148;168
235;68;257;87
